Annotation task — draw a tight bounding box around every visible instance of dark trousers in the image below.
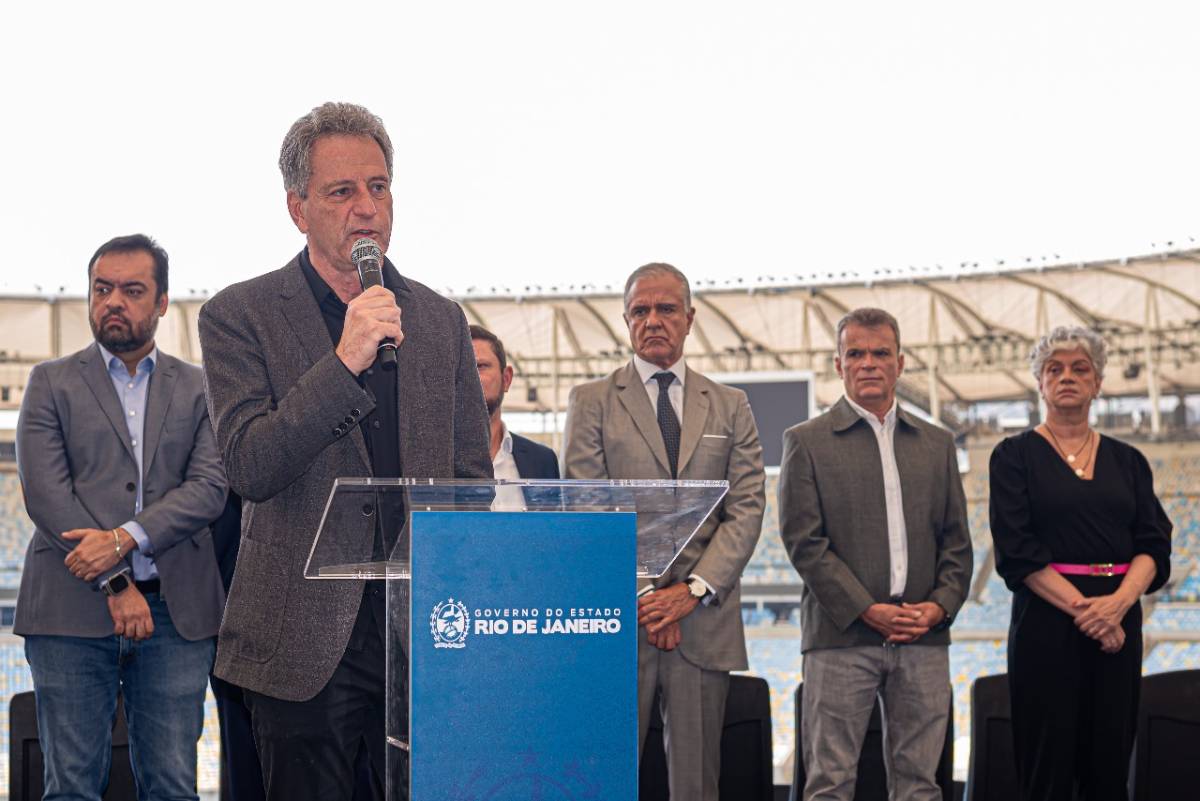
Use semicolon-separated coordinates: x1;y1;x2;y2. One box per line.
1008;577;1142;801
211;675;266;801
243;595;387;801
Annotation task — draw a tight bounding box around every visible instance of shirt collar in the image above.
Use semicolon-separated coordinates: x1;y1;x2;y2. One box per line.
499;424;513;455
299;246;408;308
843;394;897;431
97;342;157;377
633;354;687;387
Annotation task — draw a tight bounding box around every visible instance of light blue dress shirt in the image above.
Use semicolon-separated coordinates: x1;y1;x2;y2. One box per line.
97;343;158;580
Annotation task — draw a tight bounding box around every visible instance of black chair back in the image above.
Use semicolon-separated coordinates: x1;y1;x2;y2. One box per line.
9;691;138;801
1130;669;1200;801
640;673;774;801
963;673;1018;801
789;680;955;801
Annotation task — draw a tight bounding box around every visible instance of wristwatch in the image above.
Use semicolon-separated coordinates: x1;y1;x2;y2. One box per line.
687;578;710;600
101;569;133;597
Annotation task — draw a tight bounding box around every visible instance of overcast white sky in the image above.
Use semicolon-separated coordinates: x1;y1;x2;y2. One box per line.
1;1;1196;298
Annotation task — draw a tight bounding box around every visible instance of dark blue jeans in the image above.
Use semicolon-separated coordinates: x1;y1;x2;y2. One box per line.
24;593;216;801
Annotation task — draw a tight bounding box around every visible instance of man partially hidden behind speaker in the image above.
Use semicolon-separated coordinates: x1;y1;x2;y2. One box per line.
198;102;492;801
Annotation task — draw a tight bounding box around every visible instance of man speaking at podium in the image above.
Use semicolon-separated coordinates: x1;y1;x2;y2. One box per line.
563;262;766;801
199;102;491;801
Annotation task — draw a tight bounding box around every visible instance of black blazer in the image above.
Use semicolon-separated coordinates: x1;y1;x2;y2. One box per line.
512;433;560;479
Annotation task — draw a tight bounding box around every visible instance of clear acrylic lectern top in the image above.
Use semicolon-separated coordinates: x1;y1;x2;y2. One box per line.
303;478;728;581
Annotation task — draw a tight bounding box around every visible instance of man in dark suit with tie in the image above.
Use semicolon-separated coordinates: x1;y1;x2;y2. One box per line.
470;324;559;480
562;262;765;801
199;102;491;801
15;233;227;801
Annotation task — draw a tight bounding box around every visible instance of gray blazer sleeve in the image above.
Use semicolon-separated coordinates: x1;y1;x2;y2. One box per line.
562;383;609;480
778;426;876;631
133;387;228;557
198;292;375;502
927;435;972;621
15;363;103;549
450;305;494;479
691;392;765;599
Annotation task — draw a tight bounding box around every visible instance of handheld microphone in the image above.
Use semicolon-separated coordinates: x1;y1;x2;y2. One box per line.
350;238;397;371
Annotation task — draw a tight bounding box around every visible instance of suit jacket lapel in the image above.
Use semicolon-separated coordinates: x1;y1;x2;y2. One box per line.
279;260;371;469
391;267;423;475
79;344;136;462
141;354;176;480
615;362;672;476
676;373;710;475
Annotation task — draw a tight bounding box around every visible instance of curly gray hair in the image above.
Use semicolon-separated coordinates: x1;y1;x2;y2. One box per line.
279;102;394;198
1029;325;1108;382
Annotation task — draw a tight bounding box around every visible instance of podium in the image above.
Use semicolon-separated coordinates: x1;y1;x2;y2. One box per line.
304;478;728;800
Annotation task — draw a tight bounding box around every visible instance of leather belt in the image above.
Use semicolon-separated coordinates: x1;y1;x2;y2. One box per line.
1050;562;1129;577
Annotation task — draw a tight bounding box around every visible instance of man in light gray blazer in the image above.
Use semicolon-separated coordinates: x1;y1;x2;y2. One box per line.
779;307;972;801
199;102;491;801
15;234;227;801
563;262;765;801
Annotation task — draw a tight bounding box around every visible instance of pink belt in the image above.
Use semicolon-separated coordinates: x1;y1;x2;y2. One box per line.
1050;562;1129;577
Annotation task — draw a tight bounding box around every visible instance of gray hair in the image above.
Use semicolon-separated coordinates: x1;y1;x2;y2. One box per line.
1029;325;1108;382
623;262;692;311
835;308;902;355
279;102;394;198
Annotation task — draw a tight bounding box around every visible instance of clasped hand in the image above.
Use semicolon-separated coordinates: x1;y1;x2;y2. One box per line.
639;584;700;651
1072;593;1131;652
63;528;127;582
860;601;944;643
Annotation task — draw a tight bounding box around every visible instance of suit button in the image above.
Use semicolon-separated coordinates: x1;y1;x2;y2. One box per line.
332;427;341;437
351;408;361;418
125;482;136;492
344;416;354;424
361;503;374;516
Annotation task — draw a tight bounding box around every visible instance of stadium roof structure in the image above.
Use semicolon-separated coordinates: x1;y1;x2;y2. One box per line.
2;247;1200;431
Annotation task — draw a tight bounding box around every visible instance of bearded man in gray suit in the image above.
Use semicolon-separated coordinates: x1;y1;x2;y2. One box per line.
563;262;765;801
779;307;972;801
15;234;227;801
199;102;491;801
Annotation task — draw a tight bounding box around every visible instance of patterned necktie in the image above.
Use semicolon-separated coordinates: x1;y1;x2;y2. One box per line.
653;371;681;478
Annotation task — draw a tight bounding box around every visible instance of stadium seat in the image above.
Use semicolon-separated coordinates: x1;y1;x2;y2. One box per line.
8;691;137;801
963;673;1018;801
788;681;955;801
640;674;773;801
1130;669;1200;801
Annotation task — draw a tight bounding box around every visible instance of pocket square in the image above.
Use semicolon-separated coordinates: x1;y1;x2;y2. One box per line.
702;434;728;439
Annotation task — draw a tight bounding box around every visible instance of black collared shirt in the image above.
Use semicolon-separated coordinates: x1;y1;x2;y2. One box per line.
298;248;401;481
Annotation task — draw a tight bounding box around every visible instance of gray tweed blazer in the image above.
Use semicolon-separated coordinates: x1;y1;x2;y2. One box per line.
198;254;491;701
778;397;972;652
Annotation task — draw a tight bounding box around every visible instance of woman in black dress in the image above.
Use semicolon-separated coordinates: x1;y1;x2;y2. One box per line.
989;326;1172;801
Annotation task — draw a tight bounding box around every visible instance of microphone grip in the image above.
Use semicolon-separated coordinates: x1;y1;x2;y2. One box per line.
378;341;397;370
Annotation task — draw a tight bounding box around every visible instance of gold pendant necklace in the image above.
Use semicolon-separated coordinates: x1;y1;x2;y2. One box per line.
1045;425;1094;477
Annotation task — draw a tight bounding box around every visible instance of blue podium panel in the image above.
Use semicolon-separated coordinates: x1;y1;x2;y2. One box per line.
411;511;637;800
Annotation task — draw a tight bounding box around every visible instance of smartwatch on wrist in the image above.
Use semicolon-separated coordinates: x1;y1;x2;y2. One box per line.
101;568;133;597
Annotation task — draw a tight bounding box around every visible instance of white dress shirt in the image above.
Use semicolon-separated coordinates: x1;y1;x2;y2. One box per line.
492;425;521;480
491;424;526;511
633;354;685;424
844;395;908;598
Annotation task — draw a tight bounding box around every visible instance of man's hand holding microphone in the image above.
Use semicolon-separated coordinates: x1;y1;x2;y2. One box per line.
336;238;402;375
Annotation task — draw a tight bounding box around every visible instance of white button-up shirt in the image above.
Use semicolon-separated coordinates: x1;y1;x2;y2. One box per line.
491;425;526;511
633;354;685;424
844;395;908;598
